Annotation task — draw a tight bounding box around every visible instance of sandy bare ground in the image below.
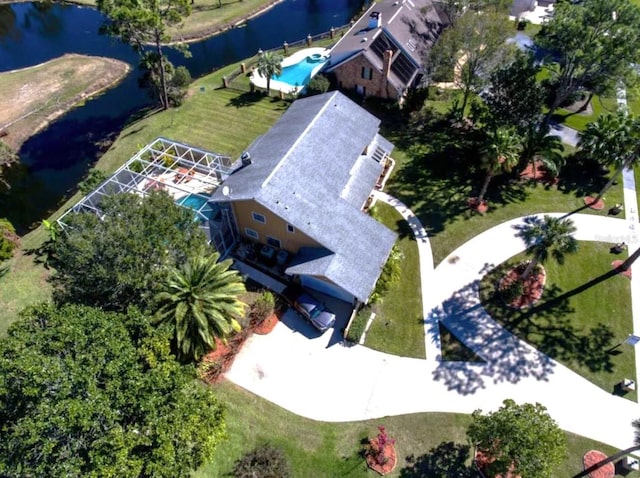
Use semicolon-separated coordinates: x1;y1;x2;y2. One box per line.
0;54;131;150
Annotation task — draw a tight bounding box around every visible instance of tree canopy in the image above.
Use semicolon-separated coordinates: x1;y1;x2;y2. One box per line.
97;0;191;109
468;399;566;478
536;0;640;122
256;52;283;95
49;190;208;311
0;303;226;477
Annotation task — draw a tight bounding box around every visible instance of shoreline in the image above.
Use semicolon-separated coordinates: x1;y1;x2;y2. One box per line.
0;54;131;151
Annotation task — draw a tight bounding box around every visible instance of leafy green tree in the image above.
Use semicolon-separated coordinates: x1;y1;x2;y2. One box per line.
155;253;246;362
536;0;640;124
97;0;191;110
0;218;18;261
49;191;207;311
476;127;522;204
0;139;17;189
256;51;283;95
483;51;545;132
514;215;578;280
579;111;640;203
468;399;566;478
428;8;513;120
78;167;108;195
0;303;226;477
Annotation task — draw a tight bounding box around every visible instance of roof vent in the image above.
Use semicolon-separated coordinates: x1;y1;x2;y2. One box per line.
241;151;252;166
369;11;381;29
362;37;368;43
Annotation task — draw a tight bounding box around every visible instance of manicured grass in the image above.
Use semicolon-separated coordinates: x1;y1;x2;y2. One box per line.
363;202;424;359
0;61;288;335
197;380;624;477
439;323;485;362
555;95;619;131
479;242;635;400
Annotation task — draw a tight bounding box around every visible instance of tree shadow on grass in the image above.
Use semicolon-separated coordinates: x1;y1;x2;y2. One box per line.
226;91;267;108
556;152;610;201
399;441;478;478
480;263;620;375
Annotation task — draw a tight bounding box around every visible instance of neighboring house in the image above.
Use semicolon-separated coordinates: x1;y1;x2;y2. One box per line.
209;91;397;306
324;0;447;100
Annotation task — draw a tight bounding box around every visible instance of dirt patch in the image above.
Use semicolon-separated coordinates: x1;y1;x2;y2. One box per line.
252;313;279;335
0;54;131;150
584;196;605;210
612;260;632;279
520;160;559;185
468;197;488;213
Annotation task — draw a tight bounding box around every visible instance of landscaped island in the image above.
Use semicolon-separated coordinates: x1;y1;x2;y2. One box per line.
0;54;130;150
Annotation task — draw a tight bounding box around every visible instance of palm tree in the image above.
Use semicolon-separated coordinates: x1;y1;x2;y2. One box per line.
519;123;565;179
154;253;247;362
476;127;522;204
514;215;578;280
256;51;283;95
579;111;640;203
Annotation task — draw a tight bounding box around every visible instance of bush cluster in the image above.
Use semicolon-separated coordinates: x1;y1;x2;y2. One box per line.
232;444;290;478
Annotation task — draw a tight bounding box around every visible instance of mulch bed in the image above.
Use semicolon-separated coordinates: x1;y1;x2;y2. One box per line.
365;443;397;475
520;160;559;185
474;449;521;478
468;197;489;213
583;450;614;478
252;312;279;335
498;263;546;309
612;260;632;279
584;196;605;210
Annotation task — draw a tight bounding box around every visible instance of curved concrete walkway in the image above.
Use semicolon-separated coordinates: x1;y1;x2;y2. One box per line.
227;194;640;451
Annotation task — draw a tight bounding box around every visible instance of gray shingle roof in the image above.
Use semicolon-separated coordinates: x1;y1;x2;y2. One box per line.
210;91;396;302
326;0;446;90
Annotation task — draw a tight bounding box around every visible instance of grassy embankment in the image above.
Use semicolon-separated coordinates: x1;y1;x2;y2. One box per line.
0;54;130;150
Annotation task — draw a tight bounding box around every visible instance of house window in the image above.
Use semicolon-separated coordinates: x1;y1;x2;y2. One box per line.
252;212;266;224
361;66;373;80
286;224;295;233
266;236;281;248
245;228;259;240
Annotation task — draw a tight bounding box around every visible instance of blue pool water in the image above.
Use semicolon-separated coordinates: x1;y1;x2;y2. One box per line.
273;56;327;87
176;194;219;222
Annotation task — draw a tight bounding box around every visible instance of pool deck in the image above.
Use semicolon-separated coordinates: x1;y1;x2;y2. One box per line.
250;47;330;95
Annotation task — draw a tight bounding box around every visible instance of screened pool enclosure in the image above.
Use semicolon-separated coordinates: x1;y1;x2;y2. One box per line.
57;138;240;255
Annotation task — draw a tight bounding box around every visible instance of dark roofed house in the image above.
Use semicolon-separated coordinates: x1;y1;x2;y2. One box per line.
209;91;396;306
324;0;447;101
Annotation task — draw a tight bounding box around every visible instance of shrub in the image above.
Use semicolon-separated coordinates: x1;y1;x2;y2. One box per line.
305;74;330;96
250;291;275;326
232;444;290;478
0;218;19;261
370;245;404;304
345;307;369;343
78;168;108;195
498;279;524;304
365;425;396;467
167;66;192;107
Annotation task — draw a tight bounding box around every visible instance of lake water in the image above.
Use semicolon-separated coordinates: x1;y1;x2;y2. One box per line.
0;0;365;231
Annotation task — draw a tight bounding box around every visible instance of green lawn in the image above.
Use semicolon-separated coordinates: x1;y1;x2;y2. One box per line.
555;95;620;131
479;242;636;400
0;61;288;335
363;202;424;358
196;380;625;478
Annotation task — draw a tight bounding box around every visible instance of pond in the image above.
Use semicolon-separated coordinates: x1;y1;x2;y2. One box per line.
0;0;366;231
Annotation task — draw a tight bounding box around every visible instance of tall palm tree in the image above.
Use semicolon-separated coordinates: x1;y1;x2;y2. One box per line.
476;127;521;204
579;111;640;203
154;253;246;362
519;123;565;179
256;51;283;95
514;215;578;280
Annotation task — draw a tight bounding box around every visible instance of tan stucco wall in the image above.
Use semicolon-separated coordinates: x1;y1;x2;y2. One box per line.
231;200;322;253
332;55;399;100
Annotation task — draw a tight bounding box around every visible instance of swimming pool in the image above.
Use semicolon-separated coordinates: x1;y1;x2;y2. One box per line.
272;55;328;87
176;193;219;222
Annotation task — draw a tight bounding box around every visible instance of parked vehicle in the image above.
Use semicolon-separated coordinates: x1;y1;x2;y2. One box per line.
291;291;336;332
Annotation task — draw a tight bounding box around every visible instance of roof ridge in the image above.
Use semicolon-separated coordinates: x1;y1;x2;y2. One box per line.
260;91;338;189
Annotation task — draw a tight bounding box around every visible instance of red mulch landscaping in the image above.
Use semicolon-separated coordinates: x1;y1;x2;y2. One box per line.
252;313;279;335
474;449;521;478
365;443;397;475
468;197;489;213
584;196;605;210
612;260;632;279
583;450;614;478
520;160;559;185
499;263;546;309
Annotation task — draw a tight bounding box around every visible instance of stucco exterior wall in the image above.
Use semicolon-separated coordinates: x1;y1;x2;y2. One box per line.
231;199;322;253
332;55;399;100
